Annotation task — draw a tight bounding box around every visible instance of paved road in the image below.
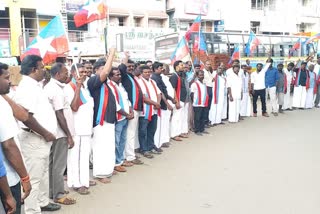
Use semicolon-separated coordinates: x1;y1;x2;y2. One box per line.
54;108;320;214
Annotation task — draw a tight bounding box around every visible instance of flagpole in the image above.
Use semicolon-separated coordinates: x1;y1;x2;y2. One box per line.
58;14;80;77
299;34;302;58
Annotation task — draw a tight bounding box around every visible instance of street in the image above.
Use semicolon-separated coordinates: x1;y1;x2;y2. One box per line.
54;108;320;214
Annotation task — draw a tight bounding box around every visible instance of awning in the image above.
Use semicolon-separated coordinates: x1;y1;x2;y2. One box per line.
109;8;129;16
132;10;145;18
147;11;168;19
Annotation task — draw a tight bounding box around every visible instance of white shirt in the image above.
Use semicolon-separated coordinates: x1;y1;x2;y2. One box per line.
251;70;266;90
64;82;94;136
108;81;131;121
203;69;216;87
138;77;161;117
0;96;21;186
227;71;243;99
14;76;57;135
161;74;175;99
284;69;294;86
44;78;70;139
190;80;207;107
242;72;250;93
226;68;244;78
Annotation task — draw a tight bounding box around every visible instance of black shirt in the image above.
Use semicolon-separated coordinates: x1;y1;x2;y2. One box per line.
118;64;143;111
87;75;117;127
151;73;168;110
169;72;187;102
299;69;308;86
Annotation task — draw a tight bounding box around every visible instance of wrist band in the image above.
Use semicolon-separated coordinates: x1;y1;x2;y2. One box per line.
21;175;30;183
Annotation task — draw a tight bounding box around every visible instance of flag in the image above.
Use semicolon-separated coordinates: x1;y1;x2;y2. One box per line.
185;15;201;42
228;45;240;65
193;56;200;65
288;38;301;58
245;31;261;56
20;16;69;64
170;37;189;64
74;0;108;28
193;31;207;53
305;33;320;44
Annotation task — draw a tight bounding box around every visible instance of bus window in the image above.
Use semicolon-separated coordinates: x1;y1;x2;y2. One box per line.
219;43;228;54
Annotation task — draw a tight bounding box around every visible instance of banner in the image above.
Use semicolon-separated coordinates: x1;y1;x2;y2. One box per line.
184;0;209;15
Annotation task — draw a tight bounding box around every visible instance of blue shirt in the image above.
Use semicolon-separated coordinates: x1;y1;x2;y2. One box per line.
0;148;6;177
265;67;279;88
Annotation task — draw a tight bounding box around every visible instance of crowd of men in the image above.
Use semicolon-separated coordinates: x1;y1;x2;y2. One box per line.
0;49;319;214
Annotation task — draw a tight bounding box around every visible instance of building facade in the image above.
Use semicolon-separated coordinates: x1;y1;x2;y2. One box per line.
167;0;320;35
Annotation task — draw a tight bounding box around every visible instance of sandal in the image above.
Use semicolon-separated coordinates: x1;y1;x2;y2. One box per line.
95;177;111;184
171;137;182;141
74;187;90;195
89;180;97;186
54;196;76;205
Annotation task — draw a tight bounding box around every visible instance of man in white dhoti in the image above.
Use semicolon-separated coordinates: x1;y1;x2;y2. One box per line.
161;64;176;147
305;64;316;109
119;57;144;165
313;56;320;108
87;49;117;184
65;64;95;195
292;61;309;109
227;64;243;123
209;67;225;125
240;64;251;117
169;61;187;141
276;63;286;113
190;70;209;136
283;62;294;111
151;62;174;151
220;63;228;120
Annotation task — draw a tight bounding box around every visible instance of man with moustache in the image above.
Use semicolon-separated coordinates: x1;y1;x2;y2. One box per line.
314;56;320;108
151;62;174;151
283;62;294;111
227;64;243;123
14;55;60;213
170;60;187;141
65;64;95;195
108;67;134;172
118;55;144;165
44;63;76;205
137;65;161;158
0;62;32;214
202;60;215;126
293;61;309;109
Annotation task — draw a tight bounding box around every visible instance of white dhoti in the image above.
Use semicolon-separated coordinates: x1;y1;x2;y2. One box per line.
228;99;241;123
67;135;91;188
283;92;293;110
222;95;228;119
92;123;115;178
209;99;224;125
305;88;314;109
240;92;251;117
125;110;140;161
292;86;307;108
181;101;189;134
170;104;182;138
160;109;171;144
209;79;225;124
154;112;162;148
